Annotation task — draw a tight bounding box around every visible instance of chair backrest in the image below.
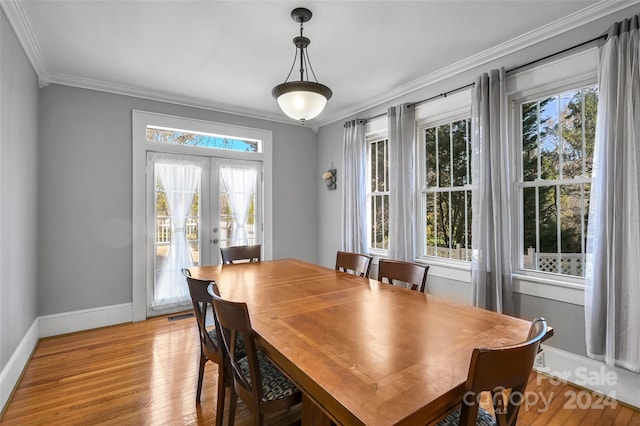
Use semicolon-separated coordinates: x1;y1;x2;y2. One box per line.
335;251;373;277
527;317;547;340
458;317;548;426
377;259;429;293
220;244;261;264
182;269;222;364
210;290;264;405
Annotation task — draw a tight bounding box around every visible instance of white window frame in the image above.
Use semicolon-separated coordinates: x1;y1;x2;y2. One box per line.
507;47;597;294
415;90;472;267
365;117;389;257
512;84;596;279
366;134;389;256
132;110;273;321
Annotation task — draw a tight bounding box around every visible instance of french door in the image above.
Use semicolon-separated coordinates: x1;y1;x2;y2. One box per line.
146;153;261;316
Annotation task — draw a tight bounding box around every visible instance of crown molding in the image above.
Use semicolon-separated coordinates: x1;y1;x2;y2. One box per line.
3;0;637;130
314;0;639;127
0;0;49;86
48;72;311;127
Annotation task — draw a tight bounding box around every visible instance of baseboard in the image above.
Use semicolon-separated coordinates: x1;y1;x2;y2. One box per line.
0;319;38;415
535;345;640;409
38;302;133;338
1;303;134;414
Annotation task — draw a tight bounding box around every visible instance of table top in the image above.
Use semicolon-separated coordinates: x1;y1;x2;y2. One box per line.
189;258;546;425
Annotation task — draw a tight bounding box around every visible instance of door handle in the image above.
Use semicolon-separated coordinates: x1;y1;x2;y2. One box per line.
212;238;219;244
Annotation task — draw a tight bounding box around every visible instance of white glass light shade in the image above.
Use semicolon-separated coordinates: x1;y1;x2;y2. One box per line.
272;81;332;122
276;90;328;121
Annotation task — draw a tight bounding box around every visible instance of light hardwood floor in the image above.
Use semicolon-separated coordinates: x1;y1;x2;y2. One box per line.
1;313;638;425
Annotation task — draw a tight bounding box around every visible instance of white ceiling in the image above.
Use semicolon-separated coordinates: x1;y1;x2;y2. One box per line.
1;1;632;127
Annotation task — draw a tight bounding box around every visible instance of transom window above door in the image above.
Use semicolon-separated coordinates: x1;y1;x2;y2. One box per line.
146;125;261;153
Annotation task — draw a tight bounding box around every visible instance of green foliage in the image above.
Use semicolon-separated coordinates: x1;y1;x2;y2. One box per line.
522;87;597;256
423;87;597;262
425;119;471;255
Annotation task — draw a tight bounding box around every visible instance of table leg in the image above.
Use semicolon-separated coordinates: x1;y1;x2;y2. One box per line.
302;393;333;426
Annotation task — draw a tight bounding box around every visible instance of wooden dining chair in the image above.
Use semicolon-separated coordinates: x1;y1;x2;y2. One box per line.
220;244;262;264
182;269;231;426
436;317;548;426
209;288;302;426
335;251;373;277
377;259;429;293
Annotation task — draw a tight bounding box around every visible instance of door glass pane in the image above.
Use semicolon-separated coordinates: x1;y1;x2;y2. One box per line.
187;193;200;266
156;188;200;271
219;165;258;248
153;162;201;308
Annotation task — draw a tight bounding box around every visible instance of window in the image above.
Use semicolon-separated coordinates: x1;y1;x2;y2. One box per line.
147;125;260;152
367;137;389;253
517;86;597;277
420;118;472;261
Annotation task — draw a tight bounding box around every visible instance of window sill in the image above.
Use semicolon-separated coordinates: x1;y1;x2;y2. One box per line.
368;258;584;305
415;257;471;282
409;261;584;306
512;271;584;306
368;250;389;263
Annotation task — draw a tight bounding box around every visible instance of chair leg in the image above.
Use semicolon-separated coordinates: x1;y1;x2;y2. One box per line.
215;367;226;426
196;352;206;402
228;389;237;426
254;411;264;426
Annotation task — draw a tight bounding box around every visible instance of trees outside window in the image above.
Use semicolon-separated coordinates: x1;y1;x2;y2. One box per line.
421;118;472;261
519;86;597;276
367;137;389;252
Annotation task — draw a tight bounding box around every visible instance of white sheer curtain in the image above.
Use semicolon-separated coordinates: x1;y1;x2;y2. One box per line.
388;104;416;261
470;68;514;314
220;165;258;246
585;14;640;373
155;162;201;307
341;119;368;253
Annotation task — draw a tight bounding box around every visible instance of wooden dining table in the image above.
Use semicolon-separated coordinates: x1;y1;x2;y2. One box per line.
189;258;552;426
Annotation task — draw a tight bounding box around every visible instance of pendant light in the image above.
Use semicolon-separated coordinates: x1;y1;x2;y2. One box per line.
272;7;332;125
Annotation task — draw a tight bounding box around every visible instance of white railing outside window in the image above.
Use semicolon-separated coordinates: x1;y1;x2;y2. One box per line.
420;118;472;262
155;216;199;244
523;247;584;276
516;85;597;278
155;216;256;246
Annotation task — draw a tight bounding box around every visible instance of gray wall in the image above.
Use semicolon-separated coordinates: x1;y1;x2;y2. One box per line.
515;294;587;357
315;6;639;358
38;84;318;316
316;122;343;269
0;10;39;371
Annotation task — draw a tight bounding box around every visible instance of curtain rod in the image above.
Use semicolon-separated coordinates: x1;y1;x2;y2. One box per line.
361;33;606;124
505;33;606;75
